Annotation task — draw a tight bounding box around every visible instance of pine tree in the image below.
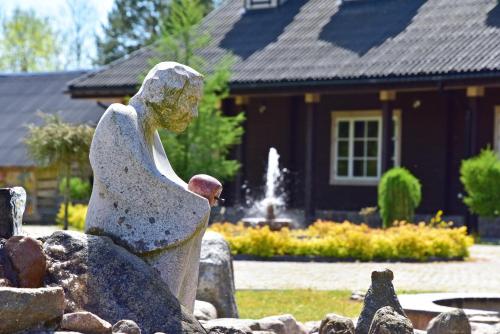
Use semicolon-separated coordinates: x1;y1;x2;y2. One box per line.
153;0;244;182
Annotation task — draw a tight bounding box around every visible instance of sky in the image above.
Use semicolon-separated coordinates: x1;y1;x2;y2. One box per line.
1;0;115;69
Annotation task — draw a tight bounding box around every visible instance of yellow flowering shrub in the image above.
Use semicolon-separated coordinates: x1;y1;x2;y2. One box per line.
56;203;88;231
209;220;473;261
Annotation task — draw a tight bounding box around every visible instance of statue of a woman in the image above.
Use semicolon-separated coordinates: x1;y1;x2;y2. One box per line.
85;62;221;312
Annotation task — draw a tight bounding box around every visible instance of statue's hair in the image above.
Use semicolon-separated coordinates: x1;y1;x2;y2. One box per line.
131;62;203;106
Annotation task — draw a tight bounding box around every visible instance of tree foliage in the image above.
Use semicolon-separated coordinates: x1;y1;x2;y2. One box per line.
96;0;214;65
153;0;244;182
0;8;60;72
460;148;500;217
64;0;96;69
24;114;94;228
378;167;422;228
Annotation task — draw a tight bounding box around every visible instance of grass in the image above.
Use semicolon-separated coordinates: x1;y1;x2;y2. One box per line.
236;289;362;322
236;289;436;322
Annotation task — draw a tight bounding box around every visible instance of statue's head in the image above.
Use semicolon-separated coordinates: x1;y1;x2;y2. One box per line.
133;62;204;133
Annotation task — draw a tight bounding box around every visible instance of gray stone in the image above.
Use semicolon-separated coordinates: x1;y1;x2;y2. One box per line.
426;309;471;334
368;306;413;334
43;231;206;334
112;320;141;334
304;321;320;334
356;269;406;334
197;231;239;318
85;62;216;312
0;286;65;333
61;312;112;334
257;314;308;334
195;300;218;321
206;327;248;334
0;187;25;239
203;319;256;333
319;313;355;334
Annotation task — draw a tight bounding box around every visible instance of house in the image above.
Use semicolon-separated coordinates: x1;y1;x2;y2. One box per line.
67;0;500;233
0;71;105;223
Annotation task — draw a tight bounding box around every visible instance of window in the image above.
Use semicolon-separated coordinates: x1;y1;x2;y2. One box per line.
330;110;401;185
245;0;288;10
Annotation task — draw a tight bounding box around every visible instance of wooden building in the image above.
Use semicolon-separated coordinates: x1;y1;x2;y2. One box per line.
0;71;105;223
67;0;500;232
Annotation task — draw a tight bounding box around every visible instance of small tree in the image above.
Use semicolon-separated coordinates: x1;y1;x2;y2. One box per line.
378;167;422;228
25;114;94;229
460;148;500;217
151;0;245;182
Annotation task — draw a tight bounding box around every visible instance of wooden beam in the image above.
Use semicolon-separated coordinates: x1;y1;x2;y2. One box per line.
232;97;248;205
304;94;320;224
380;91;396;172
466;86;485;98
379;90;396;102
234;95;250;106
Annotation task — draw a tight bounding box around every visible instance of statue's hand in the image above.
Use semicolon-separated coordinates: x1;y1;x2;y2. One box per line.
188;174;223;207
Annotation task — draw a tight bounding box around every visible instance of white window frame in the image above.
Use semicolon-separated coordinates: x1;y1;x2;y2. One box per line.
494;106;500;155
330;110;402;186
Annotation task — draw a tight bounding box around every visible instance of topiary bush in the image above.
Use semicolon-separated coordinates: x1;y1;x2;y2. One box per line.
378;167;422;228
460;148;500;217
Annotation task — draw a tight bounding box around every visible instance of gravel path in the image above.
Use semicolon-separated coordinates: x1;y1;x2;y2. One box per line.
24;225;499;292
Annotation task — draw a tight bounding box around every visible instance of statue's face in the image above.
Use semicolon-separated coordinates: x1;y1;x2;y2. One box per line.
148;80;203;133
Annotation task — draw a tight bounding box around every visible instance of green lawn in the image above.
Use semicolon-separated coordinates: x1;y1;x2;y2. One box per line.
236;289;362;322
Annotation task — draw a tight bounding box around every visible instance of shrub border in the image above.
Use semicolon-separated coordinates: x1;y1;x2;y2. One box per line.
233;254;467;263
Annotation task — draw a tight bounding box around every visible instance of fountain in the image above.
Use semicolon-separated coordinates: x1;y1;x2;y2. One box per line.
241;147;294;231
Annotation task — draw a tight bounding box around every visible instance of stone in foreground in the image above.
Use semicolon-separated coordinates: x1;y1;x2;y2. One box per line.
195;300;218;321
61;311;112;334
426;309;471;334
197;231;239;318
43;231;206;334
368;306;413;334
85;62;213;312
0;187;25;239
319;313;355;334
0;286;65;333
112;320;141;334
356;269;406;334
258;314;307;334
5;235;46;288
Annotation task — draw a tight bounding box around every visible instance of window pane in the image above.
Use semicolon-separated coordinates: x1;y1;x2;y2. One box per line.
337;140;349;157
354;121;365;138
338;121;349;138
354;140;365;157
367;140;378;157
337;160;348;176
367;160;378;177
353;160;364;177
367;121;378;137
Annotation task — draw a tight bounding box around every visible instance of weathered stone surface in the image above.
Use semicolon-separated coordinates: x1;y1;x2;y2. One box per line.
43;231;207;334
0;286;65;333
203;319;256;333
6;235;46;288
356;269;406;334
304;321;320;334
0;187;25;239
319;313;355;334
206;327;248;334
426;309;471;334
112;320;141;334
85;62;214;312
367;306;413;334
0;238;17;286
257;314;307;334
61;312;112;334
195;300;218;321
197;231;239;318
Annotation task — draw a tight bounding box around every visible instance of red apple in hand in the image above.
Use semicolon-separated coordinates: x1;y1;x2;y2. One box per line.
188;174;223;207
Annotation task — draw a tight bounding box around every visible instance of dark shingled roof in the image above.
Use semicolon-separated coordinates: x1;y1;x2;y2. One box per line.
0;71;105;167
69;0;500;95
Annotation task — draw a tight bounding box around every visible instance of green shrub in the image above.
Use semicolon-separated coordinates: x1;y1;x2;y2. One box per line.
460;148;500;217
378;167;421;228
56;203;87;231
59;177;91;201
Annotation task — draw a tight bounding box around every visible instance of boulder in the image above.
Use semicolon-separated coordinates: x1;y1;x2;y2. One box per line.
61;312;112;334
43;231;206;334
206;327;248;334
304;321;320;334
355;269;406;334
0;187;25;239
195;300;218;321
426;309;471;334
6;235;46;288
0;238;17;286
202;319;256;333
367;306;413;334
319;314;355;334
257;314;307;334
0;286;65;333
112;320;141;334
197;231;239;318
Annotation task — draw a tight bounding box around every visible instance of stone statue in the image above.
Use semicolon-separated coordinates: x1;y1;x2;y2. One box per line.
85;62;222;312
